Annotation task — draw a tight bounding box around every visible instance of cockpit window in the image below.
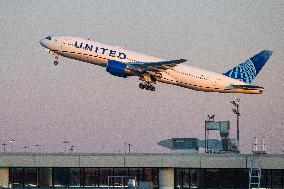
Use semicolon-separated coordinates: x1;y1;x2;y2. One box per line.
45;36;51;40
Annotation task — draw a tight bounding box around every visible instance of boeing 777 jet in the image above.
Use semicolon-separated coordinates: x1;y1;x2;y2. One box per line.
39;35;272;94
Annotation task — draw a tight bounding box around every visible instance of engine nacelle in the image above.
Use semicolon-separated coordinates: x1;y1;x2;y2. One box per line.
106;60;128;78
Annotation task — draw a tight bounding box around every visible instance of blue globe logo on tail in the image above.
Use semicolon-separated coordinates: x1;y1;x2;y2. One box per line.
223;50;273;84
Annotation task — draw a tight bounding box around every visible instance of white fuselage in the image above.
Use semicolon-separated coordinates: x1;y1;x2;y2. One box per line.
40;36;263;94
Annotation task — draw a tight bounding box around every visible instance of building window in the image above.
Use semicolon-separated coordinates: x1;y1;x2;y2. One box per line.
10;168;24;188
205;169;220;188
113;168;128;187
39;168;53;187
129;168;143;186
84;168;99;187
194;169;204;189
260;169;267;188
190;169;197;189
53;168;68;187
175;168;205;189
235;169;248;189
175;168;183;189
8;167;284;189
220;169;234;188
24;168;38;187
267;169;273;188
144;168;159;189
183;169;190;189
69;168;82;187
99;168;113;187
272;169;283;189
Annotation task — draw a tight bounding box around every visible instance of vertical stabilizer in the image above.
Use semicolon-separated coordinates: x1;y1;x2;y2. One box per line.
223;50;273;84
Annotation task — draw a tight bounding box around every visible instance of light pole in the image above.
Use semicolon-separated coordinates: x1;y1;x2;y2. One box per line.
230;98;240;147
2;143;7;153
123;142;126;167
62;141;69;153
10;139;15;152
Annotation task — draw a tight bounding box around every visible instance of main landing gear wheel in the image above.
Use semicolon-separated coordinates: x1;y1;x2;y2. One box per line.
149;85;155;91
139;83;145;89
139;83;155;91
54;61;58;65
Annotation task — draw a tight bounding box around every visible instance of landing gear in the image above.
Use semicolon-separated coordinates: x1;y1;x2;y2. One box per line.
139;74;156;91
53;54;59;65
139;82;155;91
46;48;59;65
139;83;145;89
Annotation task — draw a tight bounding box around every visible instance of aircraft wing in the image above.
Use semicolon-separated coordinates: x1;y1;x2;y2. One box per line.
128;59;187;67
127;59;187;72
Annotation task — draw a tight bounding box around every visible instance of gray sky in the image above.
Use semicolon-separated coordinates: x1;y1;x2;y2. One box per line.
0;0;283;153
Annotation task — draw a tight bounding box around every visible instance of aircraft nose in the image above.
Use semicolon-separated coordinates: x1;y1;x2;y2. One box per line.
39;38;47;47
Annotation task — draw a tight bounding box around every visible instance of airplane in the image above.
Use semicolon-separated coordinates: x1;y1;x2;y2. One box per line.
39;35;273;94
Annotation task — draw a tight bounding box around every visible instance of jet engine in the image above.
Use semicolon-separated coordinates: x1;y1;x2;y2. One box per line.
106;60;130;78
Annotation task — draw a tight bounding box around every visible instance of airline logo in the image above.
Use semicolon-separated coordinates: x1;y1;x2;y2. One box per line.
223;50;272;84
74;41;127;60
224;59;256;84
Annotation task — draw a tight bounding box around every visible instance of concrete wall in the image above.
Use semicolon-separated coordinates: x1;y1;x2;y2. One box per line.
0;153;283;169
0;167;9;187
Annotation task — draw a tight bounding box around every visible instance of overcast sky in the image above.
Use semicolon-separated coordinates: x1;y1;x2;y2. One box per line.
0;0;283;153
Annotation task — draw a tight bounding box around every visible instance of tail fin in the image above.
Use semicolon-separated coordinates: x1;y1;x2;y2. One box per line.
223;50;273;84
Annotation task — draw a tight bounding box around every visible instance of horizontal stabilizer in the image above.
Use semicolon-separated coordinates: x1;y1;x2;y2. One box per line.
226;85;264;90
225;84;264;94
223;50;273;84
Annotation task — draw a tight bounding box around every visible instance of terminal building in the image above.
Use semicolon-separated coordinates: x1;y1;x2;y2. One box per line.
1;120;283;188
0;152;283;188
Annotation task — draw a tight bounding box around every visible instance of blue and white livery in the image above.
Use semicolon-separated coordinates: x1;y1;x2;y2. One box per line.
39;35;273;94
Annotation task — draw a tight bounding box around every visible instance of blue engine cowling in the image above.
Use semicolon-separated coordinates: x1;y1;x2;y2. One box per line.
106;60;128;78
